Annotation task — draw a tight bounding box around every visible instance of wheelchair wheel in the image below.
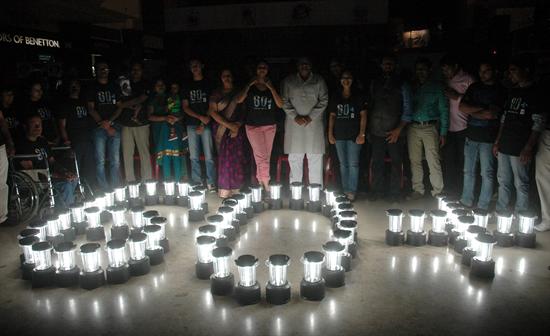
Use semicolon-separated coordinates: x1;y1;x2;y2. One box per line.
7;171;40;226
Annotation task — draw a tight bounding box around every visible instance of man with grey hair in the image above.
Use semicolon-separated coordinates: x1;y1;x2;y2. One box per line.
281;57;329;187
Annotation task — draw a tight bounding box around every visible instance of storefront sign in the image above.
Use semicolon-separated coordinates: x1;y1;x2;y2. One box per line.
0;32;61;48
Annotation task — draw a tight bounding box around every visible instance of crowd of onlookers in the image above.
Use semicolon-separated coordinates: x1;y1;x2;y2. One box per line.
0;52;549;232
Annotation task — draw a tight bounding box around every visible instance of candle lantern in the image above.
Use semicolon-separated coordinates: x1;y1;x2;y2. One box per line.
446;202;463;233
322;187;336;217
239;187;254;218
18;228;40;265
235;254;261;305
31;241;55;288
128;181;142;207
268;182;283;210
289;181;304;210
54;242;79;287
216;207;238;240
104;188;116;208
114;185;127;205
143;210;160;225
143;225;164;265
250;184;264;213
130;205;145;233
45;213;64;246
232;193;249;224
449;208;469;244
128;232;151;276
385;208;404;246
516;211;537;248
29;220;48;242
454;215;475;253
322;241;346;288
79;243;105;290
428;210;448;246
494;210;514;247
84;207;104;241
94;192;106;212
461;225;486;266
206;214;229;246
331;229;353;272
69;203;87;235
265;254;291;305
334;210;357;231
19;236;39;280
163;179;176;205
337;220;358;257
470;233;497;278
105;239;130;284
144;179;158;205
150;216;170;252
195;235;216;279
188;191;204;222
406;209;426;246
210;246;235;296
193;185;209;213
110;204;129;240
305;183;322;212
176;180;190;207
473;208;489;229
56;208;75;242
330;196;350;219
300;251;325;301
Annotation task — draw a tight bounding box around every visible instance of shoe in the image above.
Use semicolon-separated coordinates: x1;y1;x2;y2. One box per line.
207;184;217;193
458;201;473;209
535;222;550;232
406;192;424;201
346;193;356;202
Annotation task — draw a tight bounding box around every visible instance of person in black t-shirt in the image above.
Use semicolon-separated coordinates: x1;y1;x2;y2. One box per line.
235;60;284;190
57;79;96;189
15;115;78;206
327;70;367;201
1;87;18;142
493;55;544;213
458;61;506;210
86;60;123;191
22;82;59;145
0;86;16;225
182;59;216;190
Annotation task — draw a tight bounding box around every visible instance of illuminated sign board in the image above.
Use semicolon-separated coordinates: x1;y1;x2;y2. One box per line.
0;32;61;48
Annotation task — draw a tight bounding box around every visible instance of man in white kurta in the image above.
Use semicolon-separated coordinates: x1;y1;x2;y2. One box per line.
282;58;329;187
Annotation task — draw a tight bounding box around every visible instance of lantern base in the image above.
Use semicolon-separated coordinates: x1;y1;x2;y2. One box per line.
244;207;254;219
342;253;352;272
289;199;304;210
163;195;176;206
202;203;209;214
80;269;105;290
385;230;404;246
516;232;536;248
494;231;514;247
231;220;241;234
146;249;164;265
236;282;261;305
106;265;130;284
129;257;151;276
111;225;129;241
145;195;159;206
72;221;88;236
223;227;237;241
130;227;143;236
160;238;170;253
454;238;467;254
32;266;56;288
445;223;454;233
86;227;105;241
115;200;129;210
61;227;76;242
449;231;460;245
323;267;345;288
216;237;229;247
129;198;144;208
406;230;426;246
300;279;325;301
20;253;25;265
428;230;449;247
210;274;235;296
177;196;189;207
306;201;321;213
21;262;35;280
461;248;476;266
195;262;214;280
322;204;333;217
55;266;80;287
236;213;248;225
470;258;495;279
348;243;358;258
266;282;291;305
46;234;65;248
188;209;204;222
252;202;264;213
269;198;282;210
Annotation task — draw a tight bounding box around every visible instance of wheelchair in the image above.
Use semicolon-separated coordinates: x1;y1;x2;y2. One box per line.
7;146;89;226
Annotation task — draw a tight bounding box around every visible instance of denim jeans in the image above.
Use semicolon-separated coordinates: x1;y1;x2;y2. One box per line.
370;135;403;197
187;125;216;185
460;138;495;210
335;140;362;193
92;126;121;190
497;152;530;212
53;179;78;207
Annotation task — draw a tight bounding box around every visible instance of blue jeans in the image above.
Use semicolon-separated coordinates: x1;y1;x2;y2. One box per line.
497;153;530;212
92;126;121;190
335;140;361;193
54;179;78;207
460;139;495;210
187;125;216;185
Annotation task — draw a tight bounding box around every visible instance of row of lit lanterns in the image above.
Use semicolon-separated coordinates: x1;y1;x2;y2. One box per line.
193;185;358;305
384;195;538;278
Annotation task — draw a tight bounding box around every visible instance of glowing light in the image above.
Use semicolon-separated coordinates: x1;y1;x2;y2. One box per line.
432;257;439;274
518;258;526;275
410;256;418;273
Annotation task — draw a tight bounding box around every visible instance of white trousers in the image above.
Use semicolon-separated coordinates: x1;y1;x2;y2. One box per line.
288;153;323;187
0;145;8;223
536;130;550;225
